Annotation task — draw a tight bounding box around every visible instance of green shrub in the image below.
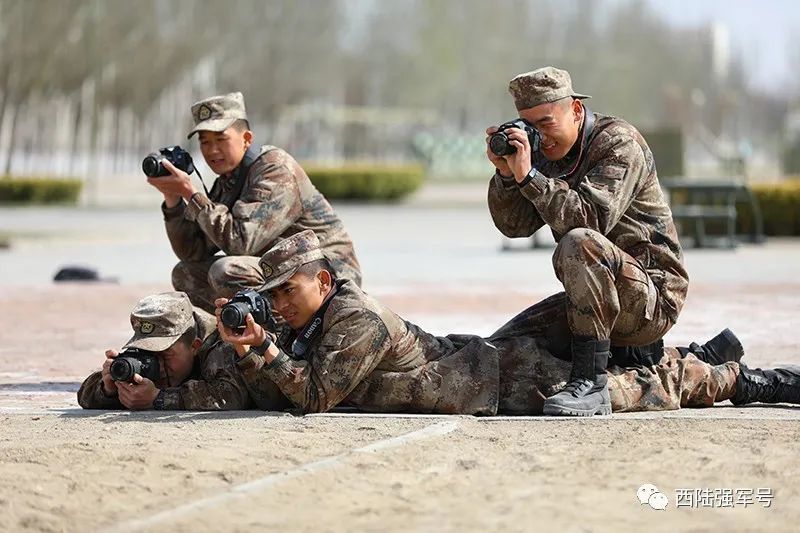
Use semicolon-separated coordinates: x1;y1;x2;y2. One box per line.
0;177;83;204
737;180;800;236
303;165;424;201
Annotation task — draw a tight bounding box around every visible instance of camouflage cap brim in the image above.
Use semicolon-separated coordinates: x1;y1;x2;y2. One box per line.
187;117;238;139
258;266;299;292
122;331;183;352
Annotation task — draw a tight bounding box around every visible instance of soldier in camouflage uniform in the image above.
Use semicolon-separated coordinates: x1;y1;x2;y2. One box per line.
147;91;362;314
485;66;689;416
77;292;285;411
216;231;800;415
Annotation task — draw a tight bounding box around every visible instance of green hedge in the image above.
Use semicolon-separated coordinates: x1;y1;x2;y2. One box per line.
737;180;800;236
0;177;83;204
304;165;424;201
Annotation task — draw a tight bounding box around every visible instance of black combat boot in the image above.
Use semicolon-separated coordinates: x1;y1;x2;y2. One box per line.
677;328;744;365
543;337;611;416
731;366;800;405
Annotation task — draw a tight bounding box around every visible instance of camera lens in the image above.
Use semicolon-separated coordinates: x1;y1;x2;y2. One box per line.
142;154;163;177
109;357;140;382
489;133;515;156
221;302;250;329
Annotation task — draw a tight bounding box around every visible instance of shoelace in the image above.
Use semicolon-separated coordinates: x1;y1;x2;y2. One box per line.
562;378;594;396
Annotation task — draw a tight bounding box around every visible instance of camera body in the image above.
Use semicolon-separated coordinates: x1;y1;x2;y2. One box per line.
220;289;278;332
489;119;540;157
109;348;160;383
142;146;195;177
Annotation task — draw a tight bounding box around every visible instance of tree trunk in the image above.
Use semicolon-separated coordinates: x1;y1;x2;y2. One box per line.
69;93;83;175
112;104;121;173
3;102;20;175
0;62;10;176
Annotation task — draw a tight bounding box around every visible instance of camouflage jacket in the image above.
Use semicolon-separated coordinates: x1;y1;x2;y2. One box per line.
163;144;362;286
487;112;688;322
235;279;500;415
77;326;254;411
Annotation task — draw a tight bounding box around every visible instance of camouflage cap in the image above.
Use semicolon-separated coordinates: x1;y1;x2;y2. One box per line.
187;91;248;139
259;230;325;290
122;292;195;352
508;66;591;111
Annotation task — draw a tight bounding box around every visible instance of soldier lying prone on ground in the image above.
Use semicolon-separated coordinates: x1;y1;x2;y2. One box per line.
77;292;282;411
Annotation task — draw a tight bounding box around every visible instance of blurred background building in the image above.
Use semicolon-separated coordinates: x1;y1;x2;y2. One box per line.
1;0;799;197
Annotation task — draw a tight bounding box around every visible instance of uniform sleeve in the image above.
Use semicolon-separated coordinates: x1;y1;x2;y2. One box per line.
515;135;646;236
77;371;124;410
183;155;303;256
162;200;217;262
158;343;253;410
487;171;546;238
237;309;391;413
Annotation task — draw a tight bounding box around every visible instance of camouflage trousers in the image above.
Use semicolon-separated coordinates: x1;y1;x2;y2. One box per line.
552;228;674;345
497;340;740;415
172;256;263;314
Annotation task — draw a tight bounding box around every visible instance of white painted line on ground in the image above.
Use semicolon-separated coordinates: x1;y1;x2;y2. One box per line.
482;411;800;421
106;419;460;533
306;411;453;419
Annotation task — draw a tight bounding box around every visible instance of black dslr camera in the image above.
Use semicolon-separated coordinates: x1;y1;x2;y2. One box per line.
142;146;195;177
109;348;160;383
489;119;540;156
220;289;278;332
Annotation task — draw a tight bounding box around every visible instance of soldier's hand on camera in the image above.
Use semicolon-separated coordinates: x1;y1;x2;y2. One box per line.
214;298;267;357
503;128;533;183
146;160;197;207
101;350;119;396
116;374;159;410
485;126;514;178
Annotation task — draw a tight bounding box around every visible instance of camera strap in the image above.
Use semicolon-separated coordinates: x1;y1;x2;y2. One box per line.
291;280;342;359
556;104;596;181
194;167;210;197
221;144;263;206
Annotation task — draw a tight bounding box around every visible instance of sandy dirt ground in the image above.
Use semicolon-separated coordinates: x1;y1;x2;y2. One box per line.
1;411;799;532
1;203;800;531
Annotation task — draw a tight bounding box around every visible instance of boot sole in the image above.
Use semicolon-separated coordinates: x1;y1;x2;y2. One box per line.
542;403;612;417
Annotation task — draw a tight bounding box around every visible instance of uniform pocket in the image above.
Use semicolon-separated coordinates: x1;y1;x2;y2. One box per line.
616;257;658;325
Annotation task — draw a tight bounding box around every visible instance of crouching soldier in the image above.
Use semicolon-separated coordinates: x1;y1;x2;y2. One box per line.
217;231;800;415
152;91;363;314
